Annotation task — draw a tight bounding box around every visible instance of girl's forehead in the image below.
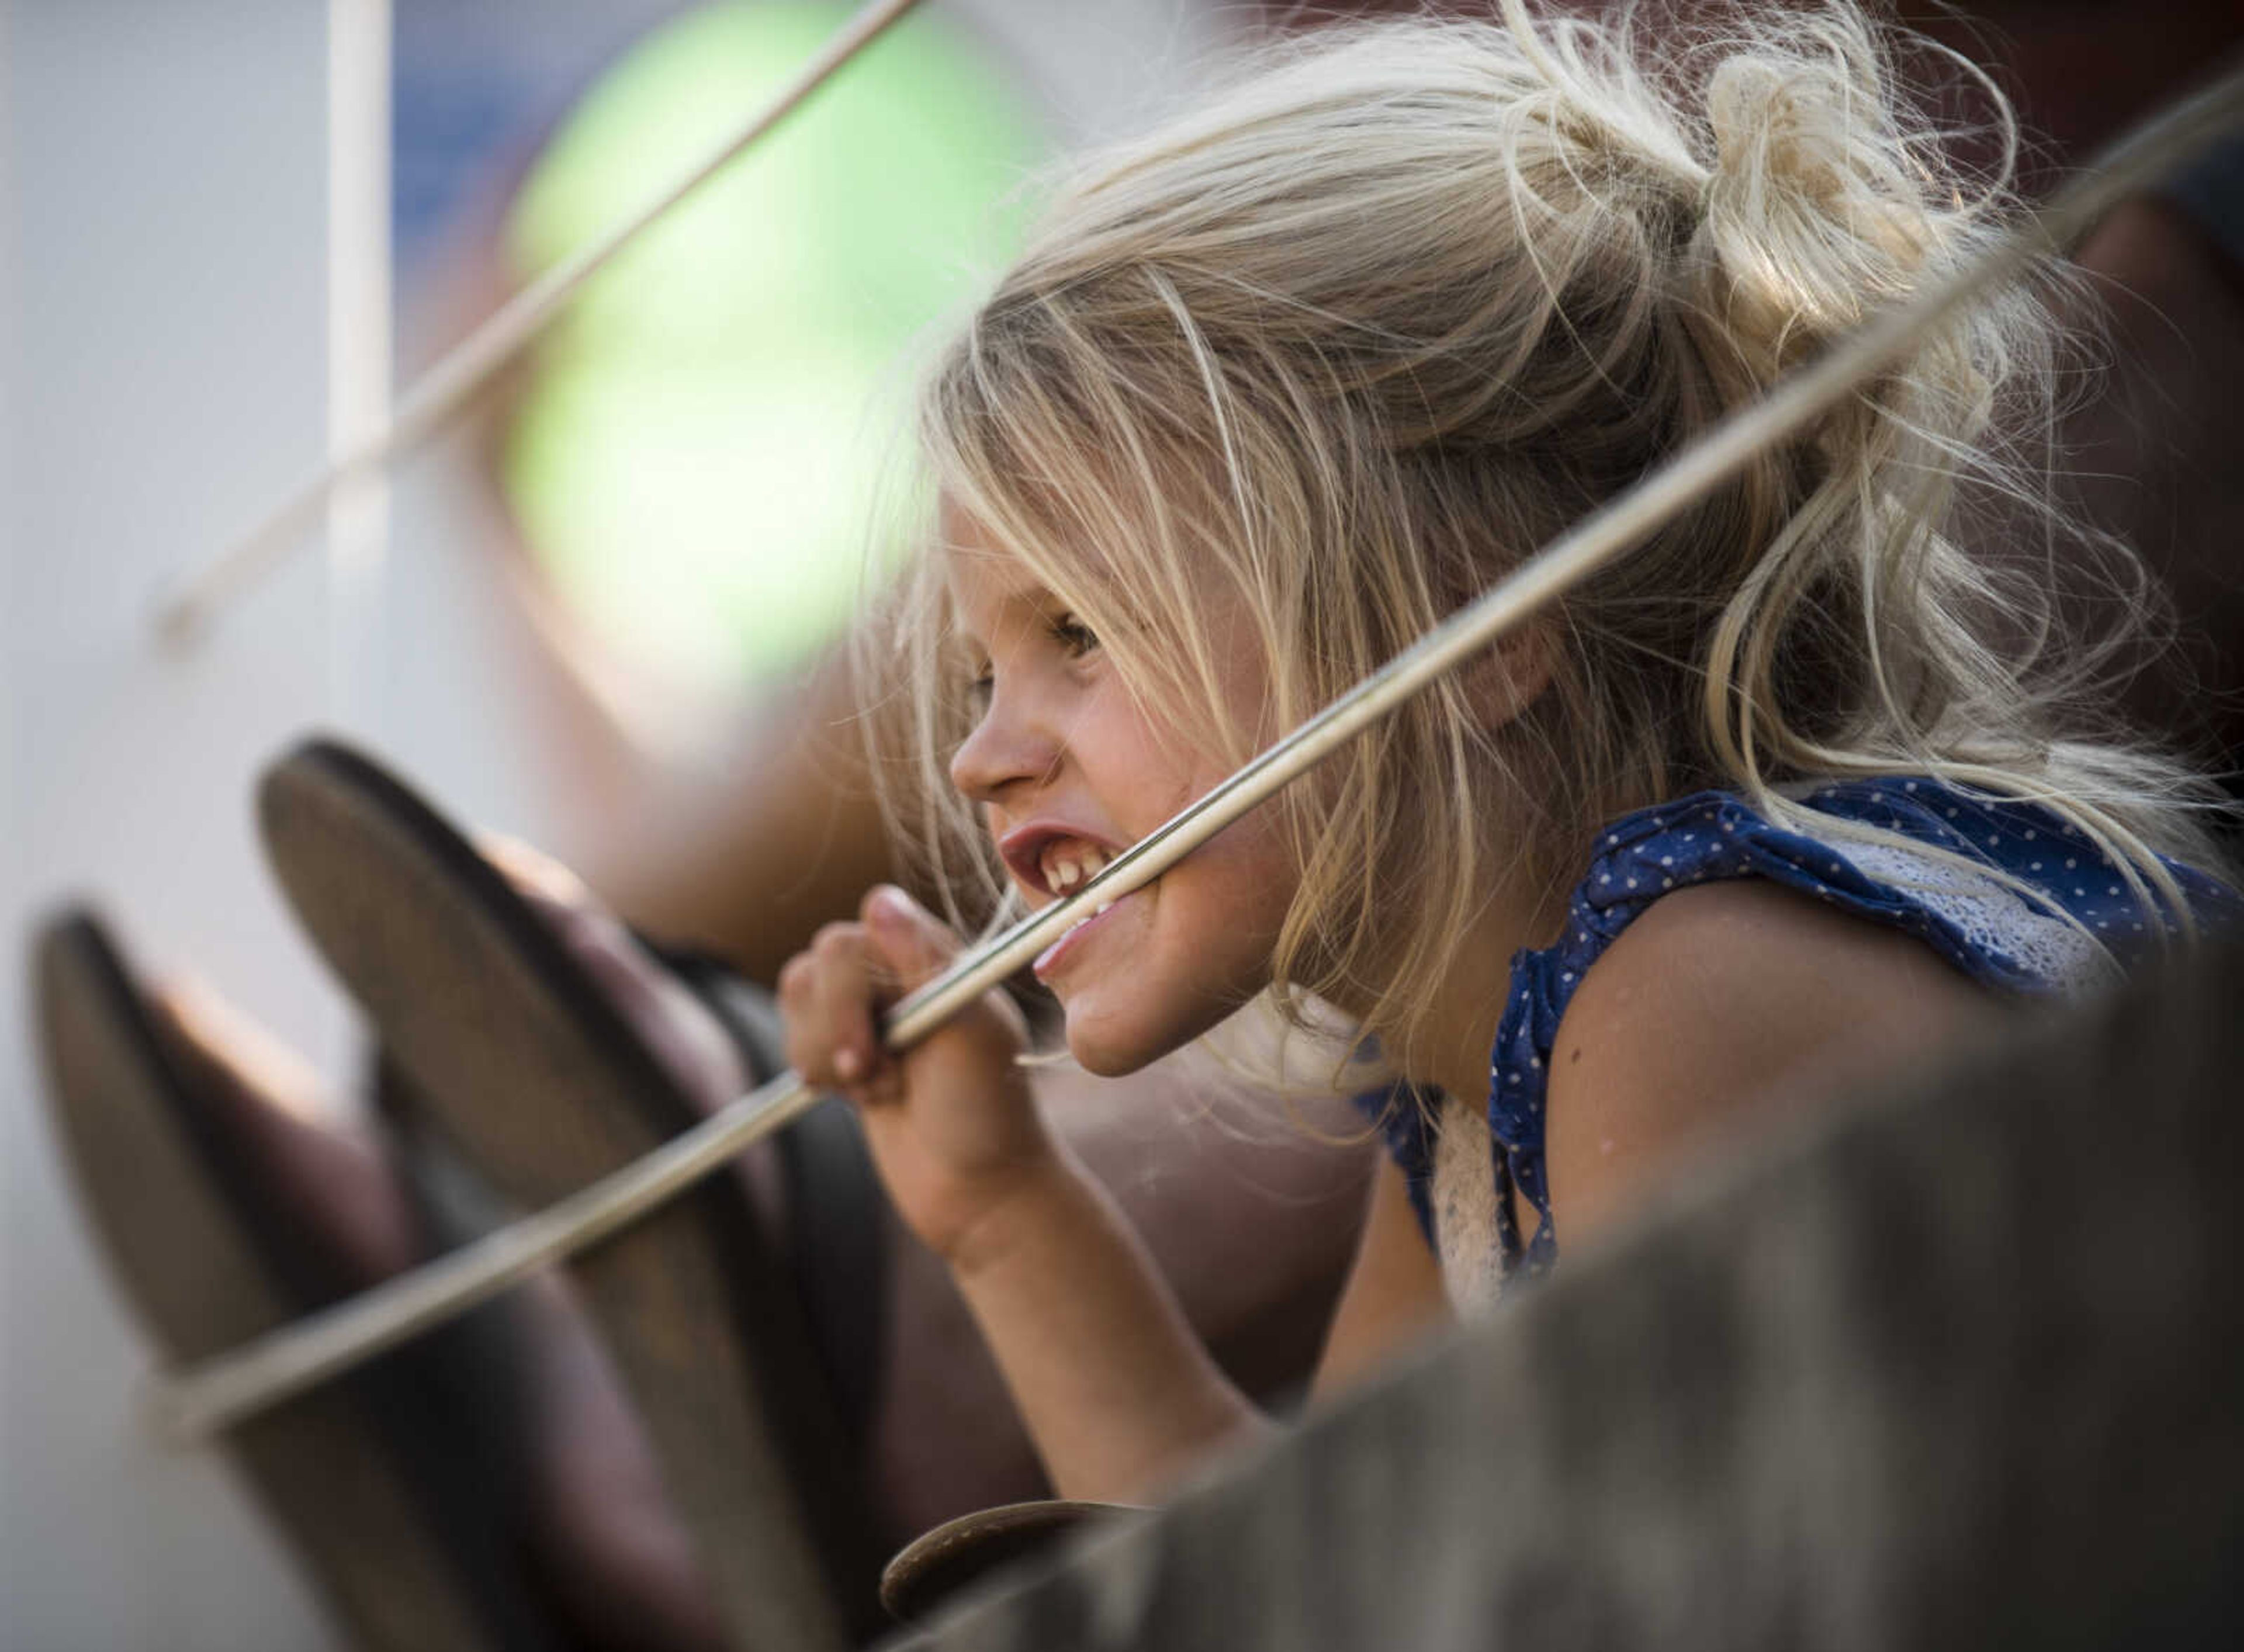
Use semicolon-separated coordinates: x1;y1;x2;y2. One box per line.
940;515;1067;638
943;544;1045;619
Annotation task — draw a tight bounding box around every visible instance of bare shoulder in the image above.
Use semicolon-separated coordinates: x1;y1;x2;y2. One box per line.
1543;878;2007;1245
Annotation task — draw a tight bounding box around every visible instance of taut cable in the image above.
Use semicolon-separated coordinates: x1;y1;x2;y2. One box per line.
151;61;2244;1443
151;0;926;646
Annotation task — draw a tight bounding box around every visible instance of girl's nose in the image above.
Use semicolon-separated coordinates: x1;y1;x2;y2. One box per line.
949;688;1061;804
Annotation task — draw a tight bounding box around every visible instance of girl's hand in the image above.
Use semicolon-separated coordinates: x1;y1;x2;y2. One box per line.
778;884;1054;1263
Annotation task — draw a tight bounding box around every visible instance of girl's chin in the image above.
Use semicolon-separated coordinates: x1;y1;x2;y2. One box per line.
1056;987;1248;1078
1048;980;1179;1075
1058;1009;1162;1078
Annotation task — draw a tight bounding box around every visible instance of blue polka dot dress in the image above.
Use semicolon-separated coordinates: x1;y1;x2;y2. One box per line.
1358;776;2238;1311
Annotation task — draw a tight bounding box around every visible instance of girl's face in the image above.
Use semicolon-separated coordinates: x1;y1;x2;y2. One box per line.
944;517;1299;1075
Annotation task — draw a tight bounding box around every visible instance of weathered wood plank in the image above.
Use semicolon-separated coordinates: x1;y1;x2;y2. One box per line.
887;938;2244;1650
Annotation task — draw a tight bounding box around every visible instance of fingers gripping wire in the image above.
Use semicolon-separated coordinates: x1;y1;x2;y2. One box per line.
150;60;2244;1442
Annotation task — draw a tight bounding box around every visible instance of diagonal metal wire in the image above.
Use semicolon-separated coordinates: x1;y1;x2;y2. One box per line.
151;0;926;646
150;59;2244;1442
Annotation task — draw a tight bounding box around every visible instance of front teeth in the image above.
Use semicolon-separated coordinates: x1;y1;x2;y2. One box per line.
1043;844;1109;895
1037;851;1125;962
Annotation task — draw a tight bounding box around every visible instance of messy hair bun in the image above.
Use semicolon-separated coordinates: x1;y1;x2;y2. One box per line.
883;0;2225;1074
1696;25;1947;383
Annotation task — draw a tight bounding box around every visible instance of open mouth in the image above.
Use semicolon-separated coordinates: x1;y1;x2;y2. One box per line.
1000;829;1116;899
998;825;1144;981
1041;839;1107;897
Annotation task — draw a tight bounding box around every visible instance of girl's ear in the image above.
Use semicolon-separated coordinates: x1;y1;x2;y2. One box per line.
1456;615;1556;729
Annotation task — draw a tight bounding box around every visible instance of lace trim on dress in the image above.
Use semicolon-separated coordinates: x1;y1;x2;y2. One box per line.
1840;839;2114;995
1431;1092;1507;1314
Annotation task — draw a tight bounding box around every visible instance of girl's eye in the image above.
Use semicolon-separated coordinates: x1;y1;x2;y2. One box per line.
1050;612;1099;657
962;612;1094;705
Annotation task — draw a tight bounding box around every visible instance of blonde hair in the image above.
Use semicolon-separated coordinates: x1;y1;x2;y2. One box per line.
868;0;2232;1078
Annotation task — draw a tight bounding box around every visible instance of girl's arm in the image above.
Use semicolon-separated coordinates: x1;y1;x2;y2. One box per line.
957;1144;1460;1494
950;1134;1457;1495
779;884;1269;1503
1310;1157;1451;1402
1544;878;2008;1250
782;884;1456;1498
946;1144;1273;1500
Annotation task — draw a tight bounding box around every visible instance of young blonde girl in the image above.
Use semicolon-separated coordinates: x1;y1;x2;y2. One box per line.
778;0;2237;1503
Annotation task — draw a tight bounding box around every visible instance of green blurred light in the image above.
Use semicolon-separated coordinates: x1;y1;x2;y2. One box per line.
503;1;1041;692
